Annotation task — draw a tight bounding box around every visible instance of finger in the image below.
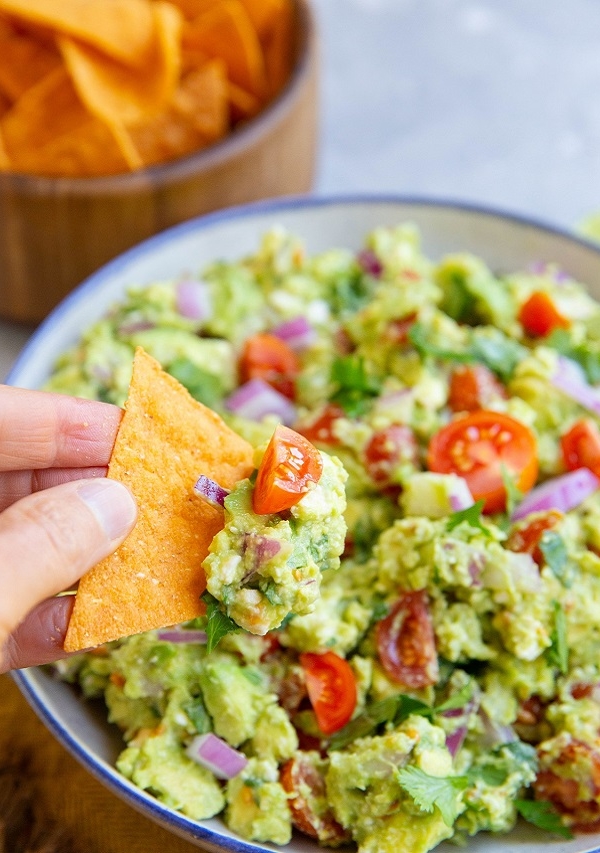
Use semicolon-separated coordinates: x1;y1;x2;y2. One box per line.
0;385;122;471
0;478;137;650
0;466;108;512
1;596;79;673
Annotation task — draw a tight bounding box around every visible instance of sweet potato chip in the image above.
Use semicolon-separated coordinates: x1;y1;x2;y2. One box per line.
59;1;182;127
0;0;156;67
63;347;254;651
182;0;266;97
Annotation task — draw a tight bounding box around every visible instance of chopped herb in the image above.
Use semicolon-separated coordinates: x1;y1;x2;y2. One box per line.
501;740;538;772
182;696;212;734
329;355;381;416
467;763;508;787
201;592;239;652
446;500;490;535
514;799;573;839
396;766;467;826
408;322;526;382
540;531;575;587
262;581;283;606
501;465;523;520
546;600;569;675
547;328;600;384
432;680;474;716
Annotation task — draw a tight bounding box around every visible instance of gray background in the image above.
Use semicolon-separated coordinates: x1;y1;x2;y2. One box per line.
3;0;600;378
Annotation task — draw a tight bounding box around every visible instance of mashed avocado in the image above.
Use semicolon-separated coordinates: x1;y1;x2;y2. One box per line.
51;224;600;852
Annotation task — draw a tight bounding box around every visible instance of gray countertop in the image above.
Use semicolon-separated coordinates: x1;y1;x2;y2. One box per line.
3;0;600;380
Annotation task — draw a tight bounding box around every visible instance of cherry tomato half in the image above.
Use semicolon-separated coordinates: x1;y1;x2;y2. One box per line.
428;410;538;513
253;425;323;515
447;364;507;413
299;650;357;735
561;418;600;478
296;403;345;446
364;424;420;488
518;291;570;338
376;590;439;689
280;755;350;844
240;333;300;400
506;509;564;567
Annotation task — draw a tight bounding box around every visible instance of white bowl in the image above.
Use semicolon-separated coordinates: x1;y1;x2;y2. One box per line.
9;195;600;853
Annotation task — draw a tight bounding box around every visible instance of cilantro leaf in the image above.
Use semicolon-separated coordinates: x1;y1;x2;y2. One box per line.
202;592;239;652
469;332;527;383
501;465;523;520
501;740;539;773
396;766;467;826
467;763;508;787
539;531;575;587
545;600;569;675
329;355;381;416
431;680;474;716
446;500;490;535
408;322;474;364
515;799;573;838
547;328;600;385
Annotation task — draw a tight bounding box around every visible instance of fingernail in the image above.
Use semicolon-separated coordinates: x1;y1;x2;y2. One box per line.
77;479;137;542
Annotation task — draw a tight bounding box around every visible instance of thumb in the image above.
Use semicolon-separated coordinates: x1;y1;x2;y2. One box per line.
0;478;137;670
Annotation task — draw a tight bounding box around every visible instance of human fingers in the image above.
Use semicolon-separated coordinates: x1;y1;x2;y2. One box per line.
0;478;137;666
0;466;108;512
1;596;79;672
0;385;122;472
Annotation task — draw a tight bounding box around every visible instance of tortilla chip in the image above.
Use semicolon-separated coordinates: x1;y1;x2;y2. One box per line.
64;347;254;652
0;29;61;101
0;0;156;67
59;2;182;127
182;0;266;98
126;59;229;167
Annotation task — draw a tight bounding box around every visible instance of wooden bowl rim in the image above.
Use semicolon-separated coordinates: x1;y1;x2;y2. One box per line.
0;0;317;197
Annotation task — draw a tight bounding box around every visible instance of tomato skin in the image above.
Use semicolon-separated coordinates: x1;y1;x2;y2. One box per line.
376;590;439;689
253;425;323;515
240;333;301;399
428;410;538;513
299;650;357;735
519;291;570;337
364;424;420;488
295;403;345;446
561;418;600;477
534;738;600;832
385;312;417;345
506;509;564;567
447;364;507;413
280;755;350;844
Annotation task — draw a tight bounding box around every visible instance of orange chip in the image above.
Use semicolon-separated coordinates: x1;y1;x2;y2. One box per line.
0;0;156;67
168;0;222;20
126;59;229;167
237;0;288;41
0;29;61;101
183;0;266;98
227;80;261;122
59;2;182;127
63;347;254;651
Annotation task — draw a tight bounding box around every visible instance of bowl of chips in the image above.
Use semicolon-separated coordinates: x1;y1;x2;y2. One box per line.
9;194;600;853
0;0;318;324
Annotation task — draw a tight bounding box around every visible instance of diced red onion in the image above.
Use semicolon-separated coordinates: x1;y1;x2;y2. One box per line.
186;733;247;779
118;319;155;335
445;725;467;757
552;356;600;416
449;478;475;512
511;467;600;521
271;316;315;351
194;475;230;508
242;533;281;581
478;710;517;749
156;627;208;643
225;378;297;425
176;279;213;322
357;248;383;277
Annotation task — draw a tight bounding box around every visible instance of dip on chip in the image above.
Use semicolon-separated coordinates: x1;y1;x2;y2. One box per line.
63;346;254;651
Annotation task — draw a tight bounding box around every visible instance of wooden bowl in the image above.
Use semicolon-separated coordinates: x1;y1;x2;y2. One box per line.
0;0;318;325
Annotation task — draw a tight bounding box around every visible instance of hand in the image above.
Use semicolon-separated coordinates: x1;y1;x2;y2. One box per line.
0;385;137;673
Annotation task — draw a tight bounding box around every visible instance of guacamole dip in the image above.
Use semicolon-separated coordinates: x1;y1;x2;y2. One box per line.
51;223;600;851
